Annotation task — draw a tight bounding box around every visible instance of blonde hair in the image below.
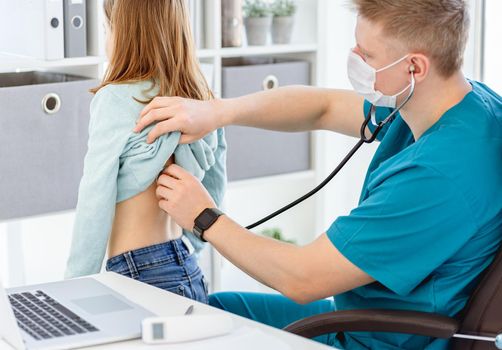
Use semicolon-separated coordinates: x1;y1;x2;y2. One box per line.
91;0;213;102
352;0;469;77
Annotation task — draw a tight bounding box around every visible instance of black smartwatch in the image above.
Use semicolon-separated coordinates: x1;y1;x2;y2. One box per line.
193;208;224;242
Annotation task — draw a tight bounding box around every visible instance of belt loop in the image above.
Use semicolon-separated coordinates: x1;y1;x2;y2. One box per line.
124;251;139;279
173;239;185;266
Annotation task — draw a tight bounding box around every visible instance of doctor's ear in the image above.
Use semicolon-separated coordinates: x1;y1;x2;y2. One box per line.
408;54;429;82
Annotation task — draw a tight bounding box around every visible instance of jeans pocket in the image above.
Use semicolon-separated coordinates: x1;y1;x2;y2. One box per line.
201;275;210;304
165;283;187;298
190;270;209;304
139;264;184;284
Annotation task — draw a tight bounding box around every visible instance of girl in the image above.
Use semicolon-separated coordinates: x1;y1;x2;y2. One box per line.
65;0;226;304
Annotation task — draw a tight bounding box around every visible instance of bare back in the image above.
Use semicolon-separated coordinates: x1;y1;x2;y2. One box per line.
108;157;181;258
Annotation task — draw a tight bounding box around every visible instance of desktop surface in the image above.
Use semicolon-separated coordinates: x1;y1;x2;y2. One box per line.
0;272;335;350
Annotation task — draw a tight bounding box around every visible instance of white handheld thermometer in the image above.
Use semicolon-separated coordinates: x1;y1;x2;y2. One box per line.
141;313;234;344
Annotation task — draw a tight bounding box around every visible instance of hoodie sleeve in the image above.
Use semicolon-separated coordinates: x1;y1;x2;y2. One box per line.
183;127;227;252
65;88;135;279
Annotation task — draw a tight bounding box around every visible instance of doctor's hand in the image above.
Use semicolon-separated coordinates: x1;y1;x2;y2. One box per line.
156;164;216;231
134;97;225;144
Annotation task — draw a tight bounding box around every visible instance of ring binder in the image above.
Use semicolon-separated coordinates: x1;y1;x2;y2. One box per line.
0;0;65;60
63;0;87;58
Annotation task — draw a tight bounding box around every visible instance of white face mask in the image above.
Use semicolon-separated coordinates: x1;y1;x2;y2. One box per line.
347;51;412;108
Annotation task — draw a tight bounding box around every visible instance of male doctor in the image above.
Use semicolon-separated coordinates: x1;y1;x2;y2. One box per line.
134;0;502;348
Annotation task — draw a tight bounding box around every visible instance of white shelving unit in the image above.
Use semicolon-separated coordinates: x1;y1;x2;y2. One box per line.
0;55;105;74
0;0;328;293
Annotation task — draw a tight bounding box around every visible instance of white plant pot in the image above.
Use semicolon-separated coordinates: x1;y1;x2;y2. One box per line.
272;16;295;44
244;16;272;46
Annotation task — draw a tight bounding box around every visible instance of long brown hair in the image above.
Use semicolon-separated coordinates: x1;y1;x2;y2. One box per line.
90;0;213;102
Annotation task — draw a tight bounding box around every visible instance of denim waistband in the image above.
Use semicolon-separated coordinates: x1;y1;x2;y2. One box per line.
106;236;194;273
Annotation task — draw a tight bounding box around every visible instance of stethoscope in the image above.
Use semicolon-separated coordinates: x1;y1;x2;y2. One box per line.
245;67;416;230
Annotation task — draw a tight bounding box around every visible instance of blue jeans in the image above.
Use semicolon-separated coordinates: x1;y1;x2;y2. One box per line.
209;292;339;347
106;238;209;304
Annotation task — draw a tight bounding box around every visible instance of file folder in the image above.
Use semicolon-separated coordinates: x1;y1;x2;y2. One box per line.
0;0;64;60
63;0;87;58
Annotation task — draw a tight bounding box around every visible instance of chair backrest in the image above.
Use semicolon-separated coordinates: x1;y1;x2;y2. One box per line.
451;244;502;349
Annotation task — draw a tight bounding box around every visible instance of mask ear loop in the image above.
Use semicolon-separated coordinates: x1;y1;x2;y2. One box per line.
370;64;416;126
362;64;416;143
379;65;416;124
376;54;410;72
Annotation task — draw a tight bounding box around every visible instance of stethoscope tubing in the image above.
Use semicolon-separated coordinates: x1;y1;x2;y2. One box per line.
245;73;416;231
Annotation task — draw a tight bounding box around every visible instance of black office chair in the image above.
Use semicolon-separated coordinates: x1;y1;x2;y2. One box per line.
284;245;502;349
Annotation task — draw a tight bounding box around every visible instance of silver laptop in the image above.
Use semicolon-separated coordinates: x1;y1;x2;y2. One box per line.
0;277;155;350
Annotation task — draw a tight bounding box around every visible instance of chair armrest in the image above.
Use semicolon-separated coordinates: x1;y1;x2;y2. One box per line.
283;309;459;340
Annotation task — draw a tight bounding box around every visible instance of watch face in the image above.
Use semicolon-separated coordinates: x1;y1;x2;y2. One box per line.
198;210;215;227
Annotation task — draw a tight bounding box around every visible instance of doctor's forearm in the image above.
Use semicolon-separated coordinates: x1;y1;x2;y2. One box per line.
217;86;333;132
204;215;313;302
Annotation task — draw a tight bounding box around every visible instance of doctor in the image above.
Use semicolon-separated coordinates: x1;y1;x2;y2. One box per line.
134;0;502;348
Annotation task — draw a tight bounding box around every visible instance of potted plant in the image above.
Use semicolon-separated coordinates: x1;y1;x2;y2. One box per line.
261;227;296;244
243;0;272;46
271;0;296;44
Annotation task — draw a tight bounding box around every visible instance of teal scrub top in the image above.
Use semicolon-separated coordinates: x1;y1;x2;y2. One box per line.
327;81;502;350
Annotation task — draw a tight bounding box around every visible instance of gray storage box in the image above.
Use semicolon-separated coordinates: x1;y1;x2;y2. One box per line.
222;58;311;181
0;72;97;220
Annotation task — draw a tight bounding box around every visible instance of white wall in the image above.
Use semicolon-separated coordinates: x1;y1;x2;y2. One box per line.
0;1;352;293
0;4;322;294
1;213;73;286
217;171;317;293
1;0;490;293
0;210;218;288
214;1;380;293
463;0;483;80
484;0;502;93
214;1;369;293
314;1;377;234
314;0;487;235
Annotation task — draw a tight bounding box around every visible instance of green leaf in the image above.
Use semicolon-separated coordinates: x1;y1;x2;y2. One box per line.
271;0;296;17
261;227;297;244
243;0;272;18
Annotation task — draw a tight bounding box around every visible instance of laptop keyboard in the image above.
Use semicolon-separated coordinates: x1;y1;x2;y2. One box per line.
8;290;99;341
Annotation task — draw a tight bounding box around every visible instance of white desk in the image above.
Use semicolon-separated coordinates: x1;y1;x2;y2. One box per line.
0;272;334;350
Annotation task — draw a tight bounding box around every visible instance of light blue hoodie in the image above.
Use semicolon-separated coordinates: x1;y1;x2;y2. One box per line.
65;81;226;278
